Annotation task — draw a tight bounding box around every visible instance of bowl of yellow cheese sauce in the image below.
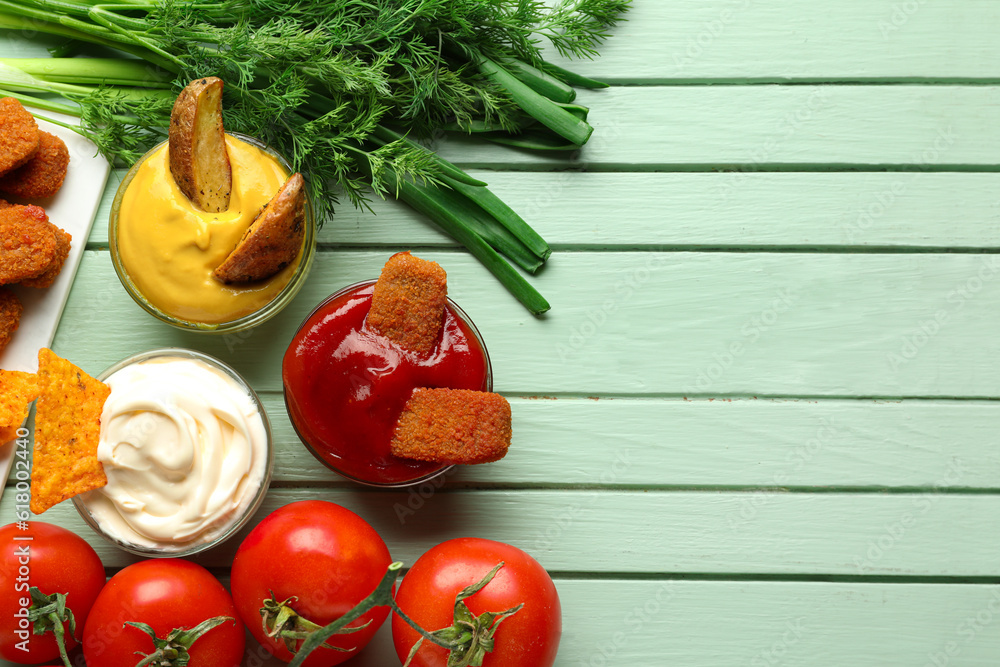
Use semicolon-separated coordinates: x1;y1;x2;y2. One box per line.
109;133;315;332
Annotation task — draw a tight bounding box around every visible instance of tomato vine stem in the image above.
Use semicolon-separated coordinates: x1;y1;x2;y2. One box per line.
289;561;522;667
260;592;370;653
127;616;236;667
27;586;77;667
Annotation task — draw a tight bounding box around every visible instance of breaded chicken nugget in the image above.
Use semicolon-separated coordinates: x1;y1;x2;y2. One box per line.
390;388;512;464
0;288;23;353
0;205;56;284
366;252;448;356
22;224;71;289
0;98;40;176
0;199;11;209
0;131;69;199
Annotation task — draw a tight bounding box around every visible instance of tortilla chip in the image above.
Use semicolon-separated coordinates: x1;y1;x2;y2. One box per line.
31;348;109;514
0;370;39;433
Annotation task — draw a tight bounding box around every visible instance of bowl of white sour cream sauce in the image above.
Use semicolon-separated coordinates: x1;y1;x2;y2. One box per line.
73;348;272;557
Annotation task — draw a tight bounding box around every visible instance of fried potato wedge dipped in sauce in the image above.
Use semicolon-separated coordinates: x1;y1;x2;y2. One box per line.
168;76;232;213
213;172;306;284
117;77;309;325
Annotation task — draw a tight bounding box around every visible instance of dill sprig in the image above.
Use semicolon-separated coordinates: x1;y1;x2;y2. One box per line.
0;0;631;314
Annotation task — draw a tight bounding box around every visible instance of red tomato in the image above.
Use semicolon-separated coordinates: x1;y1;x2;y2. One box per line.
0;522;105;664
231;500;393;666
82;559;244;667
392;538;561;667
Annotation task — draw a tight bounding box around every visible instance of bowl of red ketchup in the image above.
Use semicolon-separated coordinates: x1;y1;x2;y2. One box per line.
282;280;492;487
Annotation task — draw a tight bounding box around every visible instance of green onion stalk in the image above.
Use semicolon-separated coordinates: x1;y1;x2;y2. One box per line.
0;0;631;314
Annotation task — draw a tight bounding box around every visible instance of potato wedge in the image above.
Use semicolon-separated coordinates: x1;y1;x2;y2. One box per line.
213;172;306;283
168;77;232;213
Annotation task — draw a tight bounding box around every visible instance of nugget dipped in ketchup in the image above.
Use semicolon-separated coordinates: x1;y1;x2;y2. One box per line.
282;252;511;486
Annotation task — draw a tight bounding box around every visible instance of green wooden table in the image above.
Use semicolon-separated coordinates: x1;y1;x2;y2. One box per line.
4;1;1000;664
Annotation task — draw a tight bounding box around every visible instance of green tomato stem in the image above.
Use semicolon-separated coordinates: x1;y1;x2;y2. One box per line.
291;562;524;667
27;587;77;667
126;616;235;667
288;562;458;667
260;592;366;654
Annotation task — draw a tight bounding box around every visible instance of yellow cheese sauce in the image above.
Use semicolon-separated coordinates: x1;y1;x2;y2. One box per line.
118;135;298;324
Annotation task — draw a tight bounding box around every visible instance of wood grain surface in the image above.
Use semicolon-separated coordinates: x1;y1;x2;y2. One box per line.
89;171;1000;250
53;251;1000;397
4;1;1000;666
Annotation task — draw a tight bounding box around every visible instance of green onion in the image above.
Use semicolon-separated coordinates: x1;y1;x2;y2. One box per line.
538;60;611;89
504;58;577;104
442;176;551;261
435;185;544;274
385;171;550;315
0;57;172;87
366;133;544;274
476;55;594;146
484;130;583;152
373;125;486;187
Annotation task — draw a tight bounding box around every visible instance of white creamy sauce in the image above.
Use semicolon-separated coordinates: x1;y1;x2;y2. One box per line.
80;356;268;550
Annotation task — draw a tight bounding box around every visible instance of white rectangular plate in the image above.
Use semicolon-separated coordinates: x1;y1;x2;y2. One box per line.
0;112;111;491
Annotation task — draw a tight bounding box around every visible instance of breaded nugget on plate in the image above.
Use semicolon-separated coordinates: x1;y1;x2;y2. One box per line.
21;224;71;289
391;388;512;465
0;98;40;176
0;288;22;353
0;369;39;439
0;198;11;209
0;205;56;284
366;252;448;356
0;131;69;199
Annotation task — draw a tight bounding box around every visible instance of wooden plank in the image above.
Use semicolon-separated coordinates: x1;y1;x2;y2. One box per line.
432;86;1000;169
54;250;1000;398
247;394;1000;490
3;580;996;666
54;89;1000;183
549;580;1000;667
13;488;1000;576
5;2;1000;83
88;171;1000;250
544;0;1000;82
11;394;998;490
239;580;1000;666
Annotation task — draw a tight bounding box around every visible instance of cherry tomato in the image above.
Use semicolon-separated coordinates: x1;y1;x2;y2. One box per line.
0;522;105;664
82;559;244;667
231;500;393;666
392;538;562;667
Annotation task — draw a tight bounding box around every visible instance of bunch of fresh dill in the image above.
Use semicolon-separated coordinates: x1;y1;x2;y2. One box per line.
0;0;630;313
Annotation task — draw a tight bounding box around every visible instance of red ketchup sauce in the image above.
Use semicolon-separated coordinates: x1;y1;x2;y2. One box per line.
282;282;490;485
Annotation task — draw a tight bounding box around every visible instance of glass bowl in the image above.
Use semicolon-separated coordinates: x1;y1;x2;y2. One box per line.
283;280;493;488
73;348;273;557
108;132;315;333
